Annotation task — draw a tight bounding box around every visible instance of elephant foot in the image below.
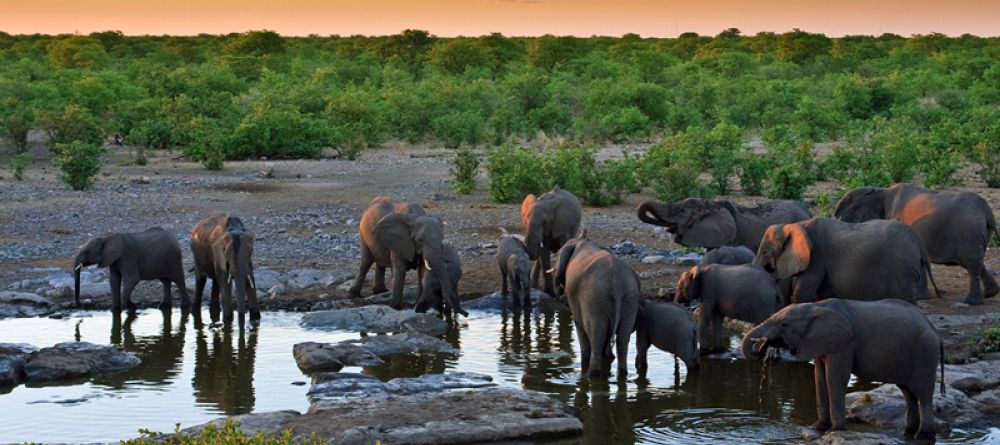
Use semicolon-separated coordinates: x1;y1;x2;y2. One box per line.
913;429;936;440
250;310;262;321
984;284;1000;299
372;285;388;295
810;420;832;432
616;367;628;379
588;368;603;379
126;301;139;312
158;301;172;310
963;294;985;306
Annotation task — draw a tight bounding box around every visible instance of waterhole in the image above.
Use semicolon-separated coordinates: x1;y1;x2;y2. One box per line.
0;309;995;444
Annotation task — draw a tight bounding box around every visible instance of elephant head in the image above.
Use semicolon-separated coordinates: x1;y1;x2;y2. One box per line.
216;220;256;315
374;213;467;316
637;198;737;248
740;302;853;361
73;234;124;307
833;187;886;223
674;266;701;306
753;224;811;280
553;236;588;296
521;193;543;259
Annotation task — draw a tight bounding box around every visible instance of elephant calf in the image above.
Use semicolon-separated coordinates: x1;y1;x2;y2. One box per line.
635;300;699;377
498;234;532;307
73;227;189;312
742;298;944;439
701;245;755;265
190;214;260;327
417;243;462;314
554;236;639;378
675;264;782;354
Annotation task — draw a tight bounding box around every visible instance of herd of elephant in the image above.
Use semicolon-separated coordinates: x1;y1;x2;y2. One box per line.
69;182;997;439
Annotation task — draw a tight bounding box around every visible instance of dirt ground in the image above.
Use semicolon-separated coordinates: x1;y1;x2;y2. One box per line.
1;142;998;359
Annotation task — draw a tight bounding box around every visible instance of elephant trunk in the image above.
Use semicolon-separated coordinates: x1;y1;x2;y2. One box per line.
73;260;83;307
431;258;466;317
524;218;542;260
740;322;778;361
637;201;676;229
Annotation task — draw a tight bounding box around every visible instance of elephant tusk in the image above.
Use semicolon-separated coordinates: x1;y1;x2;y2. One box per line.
248;275;256;289
424;258;432;271
228;273;233;284
74;264;83;271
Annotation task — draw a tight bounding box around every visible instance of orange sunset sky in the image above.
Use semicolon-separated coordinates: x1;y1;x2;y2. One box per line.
0;0;998;37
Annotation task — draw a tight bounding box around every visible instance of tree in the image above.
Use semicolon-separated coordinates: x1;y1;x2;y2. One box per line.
47;36;110;69
427;39;489;75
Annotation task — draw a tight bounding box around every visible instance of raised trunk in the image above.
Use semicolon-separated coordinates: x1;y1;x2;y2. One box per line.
740;322;777;361
636;201;677;229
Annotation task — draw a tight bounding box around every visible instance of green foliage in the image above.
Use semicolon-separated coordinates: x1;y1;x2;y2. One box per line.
766;141;816;200
228;105;331;160
652;159;714;203
183;116;227;170
450;147;479;194
432;110;485;148
740;153;768;196
980;327;1000;354
122;419;325;445
484;144;627;206
52;141;103;190
9;152;31;180
486;145;544;203
960;106;1000;187
604;154;643;194
36;105;105;151
47;36;110;69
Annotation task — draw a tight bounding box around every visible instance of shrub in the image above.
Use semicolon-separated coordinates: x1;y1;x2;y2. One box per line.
53;141;103;190
705;122;743;195
597;106;651;142
450;147;479;194
9;152;31;180
184;117;227;170
539;144;621;206
123;419;325;445
432;110;485;149
652;159;714;203
960;107;1000;187
766;142;816;200
739;153;768;196
486;145;544;203
228;105;332;159
869;116;921;183
604;155;643;194
36;105;105;151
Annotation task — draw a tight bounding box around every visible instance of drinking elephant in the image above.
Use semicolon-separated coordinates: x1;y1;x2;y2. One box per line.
73;227;189;312
637;198;811;251
554;236;639;378
701;245;755;265
498;234;532;307
753;218;940;304
742;298;944;439
675;264;782;354
190;214;260;327
417;243;462;314
522;188;582;297
834;183;999;305
634;300;699;377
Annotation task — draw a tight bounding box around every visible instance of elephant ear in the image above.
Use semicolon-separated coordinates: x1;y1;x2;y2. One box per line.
775;224;811;279
795;305;854;360
553;240;577;291
99;234;124;268
374;213;418;262
521;194;536;227
678;203;737;248
675;266;701;304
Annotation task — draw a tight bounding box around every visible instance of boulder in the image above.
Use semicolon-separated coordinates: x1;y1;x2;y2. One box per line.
0;291;54;307
343;333;457;356
253;268;284;293
0;343;36;387
24;342;140;383
364;286;420;307
300;306;448;336
307;372;496;404
292;342;383;373
386;372;494;396
179;410;302;438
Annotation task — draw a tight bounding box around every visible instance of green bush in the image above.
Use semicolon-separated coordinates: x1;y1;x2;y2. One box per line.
227;105;331;159
869;116;921;183
486;145;544;203
960;107;1000;187
450;147;479;194
652;159;714;203
53;141;104;190
183;116;227;170
432;110;485;148
766;142;816;200
539;144;621;206
123;419;325;445
36;105;105;151
9;152;31;180
739;153;768;196
604;155;643;194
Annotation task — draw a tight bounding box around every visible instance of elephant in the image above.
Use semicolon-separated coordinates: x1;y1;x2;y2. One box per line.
741;298;944;439
498;234;532;307
700;245;755;265
834;183;999;305
417;243;462;314
675;264;782;354
190;213;260;327
753;218;940;304
637;198;812;251
522;188;583;297
554;236;639;378
634;300;699;377
350;197;467;317
73;227;189;312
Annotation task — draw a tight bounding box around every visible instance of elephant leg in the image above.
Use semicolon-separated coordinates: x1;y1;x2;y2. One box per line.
812;359;832;432
587;323;610;378
193;273;207;310
575;322;592;375
635;332;649;378
915;384;937;439
697;306;713;356
373;265;388;295
121;276;140;313
208;278;221;323
826;358;852;431
389;258;407;310
541;249;556;297
531;259;542;290
159;278;172;310
349;246;375;299
615;321;632;379
501;270;509;297
414;268;429;313
964;263;985;305
221;275;235;325
110;269;123;313
712;313;725;353
980;263;999;299
900;385;920;437
246;276;261;323
174;275;191;310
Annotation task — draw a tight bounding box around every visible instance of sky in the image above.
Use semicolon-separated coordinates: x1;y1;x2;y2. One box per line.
0;0;998;37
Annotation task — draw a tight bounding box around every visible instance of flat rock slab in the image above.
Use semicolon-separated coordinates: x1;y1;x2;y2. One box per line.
0;343;36;387
24;342;140;384
300;306;448;336
364;286;420;307
343;333;457;356
307;372;495;403
184;387;581;444
292;342;383;373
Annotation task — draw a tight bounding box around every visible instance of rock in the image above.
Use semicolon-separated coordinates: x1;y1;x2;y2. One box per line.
179;410;301;438
301;306;448;336
24;342;140;383
387;372;494;395
810;430;905;445
980;352;1000;362
845;379;993;432
343;333;457;356
253;268;284;293
266;284;286;301
130;176;151;184
58;282;110;302
612;241;639;256
287;269;329;289
0;291;54;307
641;255;667;264
972;389;1000;416
673;252;702;266
307;372;496;404
657;287;675;299
951;302;970;309
0;343;36;387
364;286;420;307
292;342;383;373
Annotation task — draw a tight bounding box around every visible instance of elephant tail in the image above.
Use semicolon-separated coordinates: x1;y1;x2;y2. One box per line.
940;340;946;396
923;255;942;299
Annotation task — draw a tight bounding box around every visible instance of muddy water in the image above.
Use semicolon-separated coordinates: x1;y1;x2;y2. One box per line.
0;309;994;444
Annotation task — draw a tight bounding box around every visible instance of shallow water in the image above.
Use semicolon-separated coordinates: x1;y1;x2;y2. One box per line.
0;309;994;444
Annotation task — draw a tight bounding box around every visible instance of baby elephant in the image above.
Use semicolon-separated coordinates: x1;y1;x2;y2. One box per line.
417;243;462;314
554;236;639;378
498;235;532;307
73;227;190;312
742;298;944;439
635;300;699;377
701;245;755;265
675;264;782;355
190;214;260;327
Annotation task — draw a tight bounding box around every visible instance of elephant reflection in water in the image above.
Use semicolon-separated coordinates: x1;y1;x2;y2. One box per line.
498;306;575;390
573;380;637;444
192;325;258;414
100;309;187;388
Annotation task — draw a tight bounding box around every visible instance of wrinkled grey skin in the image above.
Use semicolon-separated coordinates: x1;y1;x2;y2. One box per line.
638;198;811;251
190;214;260;327
522;188;583;297
675;264;782;354
742;299;944;439
554;236;639;378
634;300;699;377
352;197;466;317
834;183;999;305
417;243;462;314
700;245;755;265
73;227;189;312
753;218;939;304
498;235;532;307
